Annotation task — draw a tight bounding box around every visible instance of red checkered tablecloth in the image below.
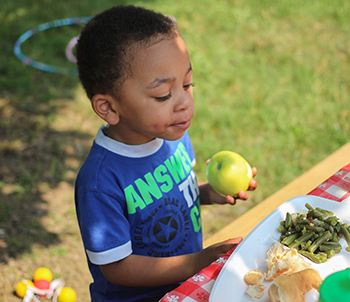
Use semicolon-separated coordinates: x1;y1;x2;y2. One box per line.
159;163;350;302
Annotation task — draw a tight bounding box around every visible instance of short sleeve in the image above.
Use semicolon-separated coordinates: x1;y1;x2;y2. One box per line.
76;190;132;265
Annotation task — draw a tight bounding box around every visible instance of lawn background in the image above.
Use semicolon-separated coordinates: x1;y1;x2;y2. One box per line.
1;0;349;301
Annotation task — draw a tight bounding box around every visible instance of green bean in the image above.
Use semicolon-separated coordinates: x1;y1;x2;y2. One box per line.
284;229;299;236
308;209;328;221
305;203;313;211
308;231;332;253
295;224;303;232
301;226;307;235
289;241;301;249
278;203;350;263
332;232;339;243
340;225;350;245
322;241;342;247
316;207;333;217
299;251;327;263
295;218;309;225
313;227;326;233
312;219;324;227
278;225;286;233
281;233;299;246
285;212;292;229
325;217;338;226
295;231;315;243
301;240;312;251
319;244;341;254
326;249;336;258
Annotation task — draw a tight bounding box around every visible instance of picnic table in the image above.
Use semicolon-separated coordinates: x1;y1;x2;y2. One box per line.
160;141;350;302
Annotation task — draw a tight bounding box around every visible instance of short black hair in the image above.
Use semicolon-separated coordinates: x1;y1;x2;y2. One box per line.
76;5;178;100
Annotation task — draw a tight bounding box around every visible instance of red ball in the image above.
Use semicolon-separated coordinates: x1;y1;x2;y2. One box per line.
34;279;50;290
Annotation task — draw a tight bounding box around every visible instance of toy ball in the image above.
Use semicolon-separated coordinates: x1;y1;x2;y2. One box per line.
33;267;53;282
34;279;51;290
15;279;34;298
58;287;77;302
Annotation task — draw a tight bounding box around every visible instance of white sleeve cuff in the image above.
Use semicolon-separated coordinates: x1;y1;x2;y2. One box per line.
86;241;132;265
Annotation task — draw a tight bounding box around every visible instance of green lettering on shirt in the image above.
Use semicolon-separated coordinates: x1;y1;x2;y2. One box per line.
190;201;201;233
125;185;146;214
154;164;173;193
135;172;163;205
164;149;186;183
178;142;192;173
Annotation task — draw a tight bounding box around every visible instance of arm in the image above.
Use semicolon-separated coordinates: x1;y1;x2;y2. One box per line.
99;237;242;287
199;167;258;205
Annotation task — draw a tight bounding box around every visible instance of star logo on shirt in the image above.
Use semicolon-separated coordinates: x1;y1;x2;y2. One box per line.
153;216;178;243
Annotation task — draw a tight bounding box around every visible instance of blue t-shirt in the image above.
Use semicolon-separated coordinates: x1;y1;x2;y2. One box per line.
75;126;203;301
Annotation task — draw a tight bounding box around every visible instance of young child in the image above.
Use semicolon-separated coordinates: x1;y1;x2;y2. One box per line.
75;5;258;302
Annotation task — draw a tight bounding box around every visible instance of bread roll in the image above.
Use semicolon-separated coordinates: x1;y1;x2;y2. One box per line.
268;268;323;302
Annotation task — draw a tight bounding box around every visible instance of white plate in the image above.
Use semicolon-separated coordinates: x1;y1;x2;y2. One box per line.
209;195;350;302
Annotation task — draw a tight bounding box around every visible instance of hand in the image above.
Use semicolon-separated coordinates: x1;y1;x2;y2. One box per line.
197;237;243;267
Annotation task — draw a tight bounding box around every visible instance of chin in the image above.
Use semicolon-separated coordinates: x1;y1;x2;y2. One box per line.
161;131;187;141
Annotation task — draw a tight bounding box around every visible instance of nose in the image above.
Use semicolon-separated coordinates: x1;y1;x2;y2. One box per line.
174;90;194;112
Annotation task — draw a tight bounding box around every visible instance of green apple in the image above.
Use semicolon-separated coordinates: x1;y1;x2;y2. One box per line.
206;150;253;196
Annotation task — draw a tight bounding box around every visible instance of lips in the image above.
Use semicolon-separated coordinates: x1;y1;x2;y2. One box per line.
172;120;191;129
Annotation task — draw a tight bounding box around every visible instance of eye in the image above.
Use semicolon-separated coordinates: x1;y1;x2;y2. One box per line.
155;92;172;102
183;83;195;90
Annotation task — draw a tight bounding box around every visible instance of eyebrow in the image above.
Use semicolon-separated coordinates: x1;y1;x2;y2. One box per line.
146;64;192;90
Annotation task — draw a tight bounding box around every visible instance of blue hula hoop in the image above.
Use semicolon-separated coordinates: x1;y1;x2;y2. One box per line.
13;17;91;75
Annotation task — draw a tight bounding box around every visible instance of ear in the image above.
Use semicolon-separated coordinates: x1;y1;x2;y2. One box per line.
91;94;120;125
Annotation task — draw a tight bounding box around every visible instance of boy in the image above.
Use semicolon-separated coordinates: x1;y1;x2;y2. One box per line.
75;5;257;302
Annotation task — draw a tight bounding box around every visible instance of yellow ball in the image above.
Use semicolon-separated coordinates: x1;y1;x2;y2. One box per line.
33;267;53;282
58;287;77;302
15;279;34;298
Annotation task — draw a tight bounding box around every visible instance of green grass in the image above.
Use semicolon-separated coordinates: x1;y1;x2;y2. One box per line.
1;0;350;300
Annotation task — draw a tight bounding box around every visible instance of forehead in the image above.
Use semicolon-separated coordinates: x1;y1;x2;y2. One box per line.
126;34;190;82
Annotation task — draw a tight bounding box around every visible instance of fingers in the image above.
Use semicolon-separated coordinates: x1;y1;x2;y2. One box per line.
216;237;243;256
225;195;237;205
252;167;257;177
237;190;249;200
224;237;243;244
248;167;258;191
248;178;258;191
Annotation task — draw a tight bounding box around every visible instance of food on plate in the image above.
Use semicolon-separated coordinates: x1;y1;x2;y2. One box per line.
265;242;310;281
246;284;265;300
245;242;312;300
278;203;350;263
244;269;266;285
268;268;323;302
244;270;266;300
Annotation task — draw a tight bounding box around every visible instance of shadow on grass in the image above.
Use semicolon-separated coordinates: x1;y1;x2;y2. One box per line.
0;71;93;262
0;1;107;263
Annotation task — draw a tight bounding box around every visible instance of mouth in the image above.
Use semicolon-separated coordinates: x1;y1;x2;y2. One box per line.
172;120;191;130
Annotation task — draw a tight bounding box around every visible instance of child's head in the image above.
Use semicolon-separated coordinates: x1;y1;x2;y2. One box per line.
76;5;179;100
77;5;194;145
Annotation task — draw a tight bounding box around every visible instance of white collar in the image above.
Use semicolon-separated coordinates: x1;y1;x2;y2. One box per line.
94;125;164;158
